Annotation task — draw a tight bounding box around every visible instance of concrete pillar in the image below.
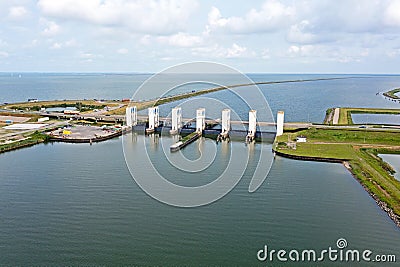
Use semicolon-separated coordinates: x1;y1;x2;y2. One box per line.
276;111;284;136
148;106;159;130
196;108;205;133
248;110;257;136
132;106;137;126
126;107;132;127
171;107;182;131
125;106;137;127
221;109;231;133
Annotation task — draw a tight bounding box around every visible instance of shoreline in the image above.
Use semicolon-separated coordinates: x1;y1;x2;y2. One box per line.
273;148;400;228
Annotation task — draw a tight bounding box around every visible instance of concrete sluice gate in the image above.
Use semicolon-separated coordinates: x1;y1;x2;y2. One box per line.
126;107;280;147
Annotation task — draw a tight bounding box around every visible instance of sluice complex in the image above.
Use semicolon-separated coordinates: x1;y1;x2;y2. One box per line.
125;106;283;152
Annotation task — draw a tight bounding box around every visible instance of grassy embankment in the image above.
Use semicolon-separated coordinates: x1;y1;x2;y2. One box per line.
383;88;400;99
274;127;400;220
180;131;200;143
0;131;50;153
323;107;400;125
0;100;119;113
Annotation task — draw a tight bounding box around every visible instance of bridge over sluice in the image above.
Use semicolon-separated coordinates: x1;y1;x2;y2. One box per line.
125;106;290;152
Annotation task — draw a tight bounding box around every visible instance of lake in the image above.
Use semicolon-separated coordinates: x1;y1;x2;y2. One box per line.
0;73;399;265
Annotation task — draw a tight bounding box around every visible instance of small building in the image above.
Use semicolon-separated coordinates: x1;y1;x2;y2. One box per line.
296;135;307;142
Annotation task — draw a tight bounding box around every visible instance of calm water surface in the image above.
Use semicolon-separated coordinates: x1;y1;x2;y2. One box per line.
352;113;400;125
0;74;400;265
380;154;400;181
0;136;399;266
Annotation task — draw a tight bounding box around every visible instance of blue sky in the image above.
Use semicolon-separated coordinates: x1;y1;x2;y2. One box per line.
1;0;400;73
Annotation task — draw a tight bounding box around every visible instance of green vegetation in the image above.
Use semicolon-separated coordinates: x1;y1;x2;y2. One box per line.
323;108;334;125
301;128;400;145
278;142;357;160
275;128;400;218
383;88;400;99
6;101;106;112
0;100;120;114
181;131;199;143
0;131;49;153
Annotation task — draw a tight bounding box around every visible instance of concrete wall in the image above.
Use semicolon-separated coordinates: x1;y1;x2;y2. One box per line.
125;106;137;127
222;109;231;133
248;110;257;136
148;106;159;130
171;107;182;131
277;111;284;136
196;108;205;133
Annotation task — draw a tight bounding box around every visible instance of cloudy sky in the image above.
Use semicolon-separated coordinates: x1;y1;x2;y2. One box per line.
1;0;400;73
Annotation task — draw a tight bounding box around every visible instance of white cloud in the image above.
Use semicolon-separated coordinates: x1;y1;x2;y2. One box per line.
207;0;294;34
0;39;7;47
49;39;78;50
157;32;203;47
37;0;198;34
384;0;400;27
65;39;78;47
41;19;61;36
140;35;151;45
286;44;369;64
78;52;104;63
192;43;255;58
261;49;270;59
387;48;400;58
225;43;250;58
50;42;62;49
0;51;9;58
160;56;174;61
117;48;129;54
8;6;28;20
287;45;331;58
287;20;319;44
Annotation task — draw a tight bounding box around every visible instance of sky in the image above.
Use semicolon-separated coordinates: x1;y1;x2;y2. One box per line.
1;0;400;73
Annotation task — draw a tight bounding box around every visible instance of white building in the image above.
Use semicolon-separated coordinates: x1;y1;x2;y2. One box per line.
125;106;137;127
170;107;182;134
296;135;307;142
221;109;231;133
276;111;284;136
148;106;159;130
196;108;205;133
248;110;257;136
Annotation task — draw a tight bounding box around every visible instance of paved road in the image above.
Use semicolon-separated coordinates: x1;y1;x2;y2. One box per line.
0;121;67;139
332;108;340;124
